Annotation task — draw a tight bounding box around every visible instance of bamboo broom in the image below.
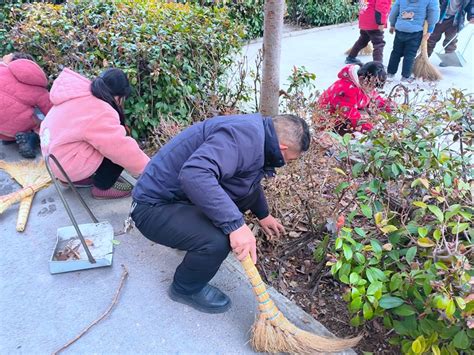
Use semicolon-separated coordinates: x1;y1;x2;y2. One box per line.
0;160;51;229
413;22;442;81
241;255;362;353
345;42;373;56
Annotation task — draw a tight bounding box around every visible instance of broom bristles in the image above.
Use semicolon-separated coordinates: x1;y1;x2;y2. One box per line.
345;42;373;56
241;256;361;353
413;22;442;81
251;313;362;353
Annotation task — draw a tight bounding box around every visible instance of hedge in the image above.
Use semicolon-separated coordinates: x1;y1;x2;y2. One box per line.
5;0;245;137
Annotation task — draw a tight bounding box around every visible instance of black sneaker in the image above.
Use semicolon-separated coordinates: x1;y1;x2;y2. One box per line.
168;283;231;314
15;131;40;159
345;56;363;65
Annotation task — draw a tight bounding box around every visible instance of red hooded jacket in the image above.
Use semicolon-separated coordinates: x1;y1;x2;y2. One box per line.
318;65;391;132
0;59;52;140
358;0;392;30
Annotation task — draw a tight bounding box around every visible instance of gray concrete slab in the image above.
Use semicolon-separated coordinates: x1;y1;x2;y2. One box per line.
0;143;354;355
240;22;474;108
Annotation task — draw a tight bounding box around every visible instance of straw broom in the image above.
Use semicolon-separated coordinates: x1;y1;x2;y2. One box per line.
413;21;442;81
345;42;373;56
0;160;51;230
241;255;362;352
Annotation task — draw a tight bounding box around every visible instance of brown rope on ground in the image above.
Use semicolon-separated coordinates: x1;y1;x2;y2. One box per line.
52;265;129;355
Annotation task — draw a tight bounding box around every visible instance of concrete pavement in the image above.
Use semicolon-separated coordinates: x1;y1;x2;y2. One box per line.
0;142;353;354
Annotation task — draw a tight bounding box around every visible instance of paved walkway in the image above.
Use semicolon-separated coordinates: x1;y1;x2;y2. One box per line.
240;22;474;103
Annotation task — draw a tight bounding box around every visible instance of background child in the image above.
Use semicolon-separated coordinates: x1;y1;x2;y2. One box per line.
40;68;150;199
346;0;392;65
0;52;52;158
387;0;440;82
318;61;392;133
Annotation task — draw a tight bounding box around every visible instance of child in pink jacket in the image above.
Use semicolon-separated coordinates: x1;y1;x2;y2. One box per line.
0;52;52;158
40;68;150;199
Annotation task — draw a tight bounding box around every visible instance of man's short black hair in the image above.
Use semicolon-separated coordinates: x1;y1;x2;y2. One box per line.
272;114;310;152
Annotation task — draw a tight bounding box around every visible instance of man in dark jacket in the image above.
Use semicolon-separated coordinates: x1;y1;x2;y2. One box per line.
131;113;310;314
427;0;474;64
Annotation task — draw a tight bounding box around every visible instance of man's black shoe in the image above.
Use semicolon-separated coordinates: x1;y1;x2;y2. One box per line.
15;131;39;159
1;140;16;145
168;283;231;314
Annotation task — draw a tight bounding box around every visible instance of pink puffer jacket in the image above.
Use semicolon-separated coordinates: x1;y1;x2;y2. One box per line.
0;59;52;140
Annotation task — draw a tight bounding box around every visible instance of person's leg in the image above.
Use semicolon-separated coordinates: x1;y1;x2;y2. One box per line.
427;22;445;57
442;18;458;53
348;30;371;61
368;29;386;62
132;202;231;295
91;157;131;199
387;31;405;75
401;31;423;78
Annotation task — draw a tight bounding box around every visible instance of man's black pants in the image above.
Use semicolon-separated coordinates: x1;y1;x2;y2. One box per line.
387;30;423;78
131;190;262;294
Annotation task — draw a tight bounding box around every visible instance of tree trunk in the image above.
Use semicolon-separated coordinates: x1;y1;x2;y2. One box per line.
259;0;284;116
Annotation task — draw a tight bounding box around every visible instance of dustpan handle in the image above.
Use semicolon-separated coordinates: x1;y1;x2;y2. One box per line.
439;23;471;52
460;30;473;56
45;154;96;264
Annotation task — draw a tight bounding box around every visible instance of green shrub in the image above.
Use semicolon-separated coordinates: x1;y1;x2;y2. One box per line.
328;90;474;354
179;0;264;40
7;0;245;137
286;0;358;27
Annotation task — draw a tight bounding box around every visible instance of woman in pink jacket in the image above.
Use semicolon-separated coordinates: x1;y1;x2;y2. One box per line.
40;68;150;199
0;52;52;158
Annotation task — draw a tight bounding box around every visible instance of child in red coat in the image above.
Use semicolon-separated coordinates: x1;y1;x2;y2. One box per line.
318;61;392;133
0;52;52;158
346;0;392;65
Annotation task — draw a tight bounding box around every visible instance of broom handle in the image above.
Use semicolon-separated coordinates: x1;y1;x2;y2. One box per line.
16;194;34;232
240;256;298;333
0;182;47;213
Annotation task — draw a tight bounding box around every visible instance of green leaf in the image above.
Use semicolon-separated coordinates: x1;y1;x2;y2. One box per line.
379;296;405;309
363;302;374;320
443;173;452;187
418;227;429;237
446;299;456;317
392;304;416;316
431;344;441;355
352;162;364;177
406;246;417;263
428;205;444;223
360;204;373;219
413;201;428;209
349;272;360;285
343;244;353;260
354;227;366;237
335;237;343;250
391;163;399;176
370;240;383;255
335;181;350;194
350;315;362;327
411;336;425;354
350;297;363;311
390;274;403;292
111;239;121;245
451;223;469;235
453;330;469;349
374;212;383;226
454;297;466;310
417;237;435;248
380;225;398;234
342;133;351;146
354;252;366;264
366;267;387;283
433;229;441;241
367;281;383;299
333;167;347;176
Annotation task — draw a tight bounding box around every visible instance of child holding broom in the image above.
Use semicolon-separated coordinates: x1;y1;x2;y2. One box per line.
346;0;393;65
0;52;52;159
318;61;393;133
40;68;149;200
387;0;440;82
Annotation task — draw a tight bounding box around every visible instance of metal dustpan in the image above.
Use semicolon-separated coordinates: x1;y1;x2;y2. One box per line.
45;154;114;274
436;26;473;67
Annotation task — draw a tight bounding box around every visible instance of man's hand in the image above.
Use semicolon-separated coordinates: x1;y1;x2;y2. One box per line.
378;24;385;32
423;33;431;41
230;224;257;263
259;215;285;239
389;27;395;34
